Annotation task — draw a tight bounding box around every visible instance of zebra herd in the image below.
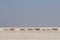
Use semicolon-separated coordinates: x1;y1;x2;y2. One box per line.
1;27;58;32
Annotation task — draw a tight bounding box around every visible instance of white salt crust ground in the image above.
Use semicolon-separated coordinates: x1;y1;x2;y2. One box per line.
0;31;60;40
0;27;60;40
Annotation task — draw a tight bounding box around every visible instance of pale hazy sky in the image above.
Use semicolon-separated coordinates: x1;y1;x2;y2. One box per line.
0;0;60;27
